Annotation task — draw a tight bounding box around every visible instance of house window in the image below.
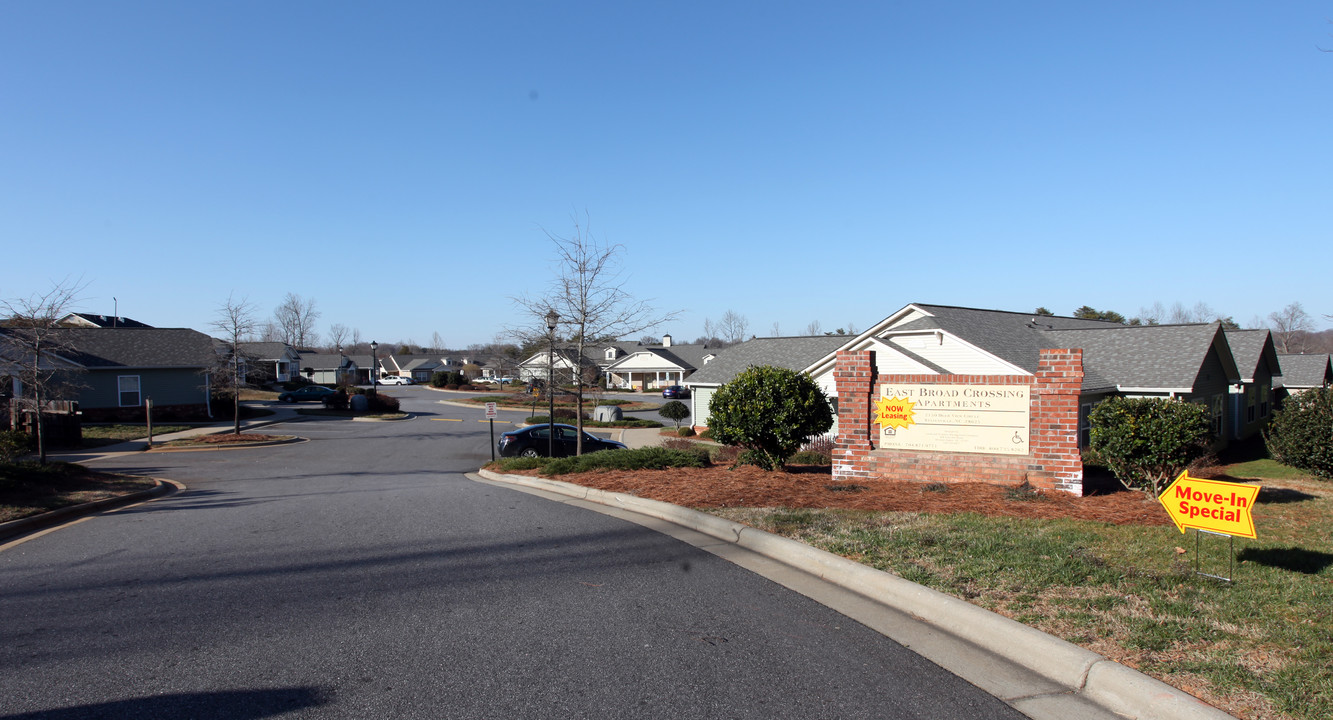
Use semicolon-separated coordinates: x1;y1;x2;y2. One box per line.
1246;386;1256;423
1079;403;1093;448
118;376;142;407
1260;383;1270;418
1210;395;1224;437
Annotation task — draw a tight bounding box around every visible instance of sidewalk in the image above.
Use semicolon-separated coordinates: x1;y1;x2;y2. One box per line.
46;405;303;463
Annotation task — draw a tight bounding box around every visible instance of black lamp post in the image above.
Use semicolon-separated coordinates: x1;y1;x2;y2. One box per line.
370;341;378;392
546;310;558;457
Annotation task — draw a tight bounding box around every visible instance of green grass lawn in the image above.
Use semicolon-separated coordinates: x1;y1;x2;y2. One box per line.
80;424;192;447
709;460;1332;720
0;461;158;522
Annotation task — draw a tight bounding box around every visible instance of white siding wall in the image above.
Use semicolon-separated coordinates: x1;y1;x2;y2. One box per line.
692;387;716;427
884;334;1020;375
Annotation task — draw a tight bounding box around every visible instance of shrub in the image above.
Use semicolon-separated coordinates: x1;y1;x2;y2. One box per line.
710;444;742;465
677;427;696;437
430;372;448;388
1265;387;1333;479
0;430;32;462
659;400;690;430
542;446;707;475
492;456;548;472
367;393;400;414
707;365;834;470
660;438;712;464
1089;397;1212;495
788;450;831;465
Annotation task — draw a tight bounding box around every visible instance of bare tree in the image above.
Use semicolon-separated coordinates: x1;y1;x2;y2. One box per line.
326;323;349;352
273;293;321;349
718;310;749;344
0;281;87;463
804;319;823;336
257;320;281;342
1269;302;1315;353
210;294;258;435
430;331;445;355
770;321;781;337
515;214;679;454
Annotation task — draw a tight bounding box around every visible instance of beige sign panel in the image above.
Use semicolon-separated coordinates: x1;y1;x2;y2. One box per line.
877;384;1030;455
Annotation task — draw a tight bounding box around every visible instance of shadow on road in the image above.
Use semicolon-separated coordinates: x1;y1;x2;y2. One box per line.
0;687;330;719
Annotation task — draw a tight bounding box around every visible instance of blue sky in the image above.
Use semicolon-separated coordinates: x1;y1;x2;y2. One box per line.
3;2;1330;348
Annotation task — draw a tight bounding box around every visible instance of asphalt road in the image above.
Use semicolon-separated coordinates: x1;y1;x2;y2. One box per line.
0;387;1023;719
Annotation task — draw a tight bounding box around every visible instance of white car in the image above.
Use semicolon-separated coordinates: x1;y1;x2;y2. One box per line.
378;376;413;385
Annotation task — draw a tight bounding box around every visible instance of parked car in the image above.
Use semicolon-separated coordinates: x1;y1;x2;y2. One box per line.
497;423;628;458
662;385;690;398
379;376;413;385
278;386;338;403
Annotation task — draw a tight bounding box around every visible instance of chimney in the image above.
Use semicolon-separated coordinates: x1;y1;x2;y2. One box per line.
662;334;672;347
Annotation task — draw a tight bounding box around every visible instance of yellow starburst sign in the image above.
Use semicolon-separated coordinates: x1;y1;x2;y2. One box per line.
876;395;917;430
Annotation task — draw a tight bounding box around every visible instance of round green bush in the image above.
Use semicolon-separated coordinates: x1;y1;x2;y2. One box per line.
1089;396;1211;495
707;365;833;470
1265;388;1333;479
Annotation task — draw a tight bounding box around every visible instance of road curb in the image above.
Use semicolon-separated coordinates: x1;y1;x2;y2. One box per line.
0;478;179;543
476;468;1236;720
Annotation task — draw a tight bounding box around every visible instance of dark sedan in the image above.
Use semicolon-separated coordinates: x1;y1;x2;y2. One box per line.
497;423;628;458
278;386;338;403
662;385;690;398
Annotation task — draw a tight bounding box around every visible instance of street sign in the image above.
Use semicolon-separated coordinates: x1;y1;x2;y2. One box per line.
485;402;498;419
1159;470;1260;539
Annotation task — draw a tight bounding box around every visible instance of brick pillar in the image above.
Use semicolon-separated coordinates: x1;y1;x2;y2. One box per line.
833;350;874;481
1034;349;1085;495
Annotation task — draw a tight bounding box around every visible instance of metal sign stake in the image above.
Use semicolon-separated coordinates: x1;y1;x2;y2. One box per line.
1192;529;1235;583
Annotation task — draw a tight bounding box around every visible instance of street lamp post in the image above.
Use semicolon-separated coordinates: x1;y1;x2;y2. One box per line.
370;341;378;392
546;310;558;457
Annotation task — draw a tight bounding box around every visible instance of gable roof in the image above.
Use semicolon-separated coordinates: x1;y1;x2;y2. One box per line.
58;312;154;329
1277;353;1333;389
685;336;847;387
808;303;1241;394
1045;323;1237;392
237;341;299;360
1222;329;1280;383
297;352;356;371
26;328;216;368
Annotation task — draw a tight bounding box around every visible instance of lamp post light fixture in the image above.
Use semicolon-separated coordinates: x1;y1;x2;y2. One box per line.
370;341;379;392
545;310;559;457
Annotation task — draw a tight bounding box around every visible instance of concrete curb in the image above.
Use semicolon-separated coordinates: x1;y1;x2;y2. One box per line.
0;478;178;543
477;468;1236;720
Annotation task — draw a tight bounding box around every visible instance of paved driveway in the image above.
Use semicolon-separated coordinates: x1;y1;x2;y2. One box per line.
0;387;1023;719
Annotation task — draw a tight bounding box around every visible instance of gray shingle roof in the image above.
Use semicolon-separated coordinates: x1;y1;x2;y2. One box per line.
237;342;297;360
1222;329;1278;382
907;304;1122;373
1042;323;1232;391
685;336;847;386
32;328;216;368
1276;353;1333;389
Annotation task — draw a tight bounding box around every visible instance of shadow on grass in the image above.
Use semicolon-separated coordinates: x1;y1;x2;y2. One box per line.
1238;547;1333;575
1256;486;1321;504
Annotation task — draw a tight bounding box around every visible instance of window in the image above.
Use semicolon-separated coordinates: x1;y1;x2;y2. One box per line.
1260;383;1270;418
1079;403;1093;448
1210;395;1224;437
118;376;141;407
1246;386;1256;423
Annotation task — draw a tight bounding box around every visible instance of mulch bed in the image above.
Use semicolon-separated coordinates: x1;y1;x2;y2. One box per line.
180;433;283;445
506;465;1172;526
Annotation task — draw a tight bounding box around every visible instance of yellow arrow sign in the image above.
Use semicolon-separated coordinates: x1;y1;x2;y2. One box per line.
1158;470;1260;539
